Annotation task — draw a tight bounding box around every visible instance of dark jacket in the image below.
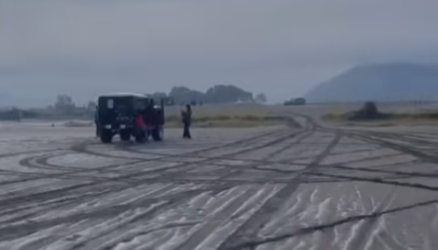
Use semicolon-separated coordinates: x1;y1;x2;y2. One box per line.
181;109;192;124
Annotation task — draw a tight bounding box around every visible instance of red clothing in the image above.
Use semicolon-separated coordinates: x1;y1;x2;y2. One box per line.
136;115;146;130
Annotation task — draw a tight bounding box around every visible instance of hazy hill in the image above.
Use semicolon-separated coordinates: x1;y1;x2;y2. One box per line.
305;63;438;103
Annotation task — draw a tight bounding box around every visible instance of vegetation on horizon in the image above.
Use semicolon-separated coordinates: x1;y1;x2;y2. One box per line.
0;97;297;128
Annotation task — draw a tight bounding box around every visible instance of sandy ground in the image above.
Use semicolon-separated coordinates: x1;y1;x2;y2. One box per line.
1;117;438;250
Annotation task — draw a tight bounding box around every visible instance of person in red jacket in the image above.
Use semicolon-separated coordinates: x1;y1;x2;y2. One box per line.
136;114;146;130
136;113;147;141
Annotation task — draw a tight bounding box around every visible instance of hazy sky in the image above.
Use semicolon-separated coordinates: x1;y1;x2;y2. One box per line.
1;0;438;106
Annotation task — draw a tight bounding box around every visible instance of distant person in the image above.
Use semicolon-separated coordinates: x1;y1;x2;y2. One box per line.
94;105;99;137
181;104;192;139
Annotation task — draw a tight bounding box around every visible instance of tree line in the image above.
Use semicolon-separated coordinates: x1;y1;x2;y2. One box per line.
146;84;266;105
0;84;267;121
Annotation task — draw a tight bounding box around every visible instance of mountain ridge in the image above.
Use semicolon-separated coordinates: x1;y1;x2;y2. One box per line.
305;63;438;103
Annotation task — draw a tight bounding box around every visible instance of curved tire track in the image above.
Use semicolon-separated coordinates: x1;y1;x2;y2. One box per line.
217;131;342;250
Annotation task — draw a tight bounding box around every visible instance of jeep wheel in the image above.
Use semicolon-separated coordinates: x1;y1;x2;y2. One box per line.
100;129;113;143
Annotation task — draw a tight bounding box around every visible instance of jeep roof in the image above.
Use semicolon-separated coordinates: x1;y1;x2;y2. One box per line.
98;92;147;98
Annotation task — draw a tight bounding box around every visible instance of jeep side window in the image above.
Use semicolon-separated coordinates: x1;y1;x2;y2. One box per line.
134;99;146;110
107;99;114;109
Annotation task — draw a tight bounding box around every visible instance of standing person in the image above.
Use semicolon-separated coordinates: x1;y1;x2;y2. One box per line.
136;111;146;129
181;104;192;139
94;105;100;137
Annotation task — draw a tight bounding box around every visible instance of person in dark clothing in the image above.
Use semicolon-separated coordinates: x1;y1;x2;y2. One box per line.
181;104;192;139
94;105;100;137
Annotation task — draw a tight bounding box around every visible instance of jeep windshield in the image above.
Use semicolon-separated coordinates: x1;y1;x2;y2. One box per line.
99;96;133;114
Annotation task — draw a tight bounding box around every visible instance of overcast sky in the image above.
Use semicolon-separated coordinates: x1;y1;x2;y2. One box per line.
1;0;438;106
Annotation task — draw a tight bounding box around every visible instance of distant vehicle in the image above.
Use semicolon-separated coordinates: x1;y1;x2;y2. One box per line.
96;92;165;143
284;97;306;106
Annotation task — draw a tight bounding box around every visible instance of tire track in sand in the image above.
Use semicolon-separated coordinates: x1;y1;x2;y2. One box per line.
217;131;343;250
